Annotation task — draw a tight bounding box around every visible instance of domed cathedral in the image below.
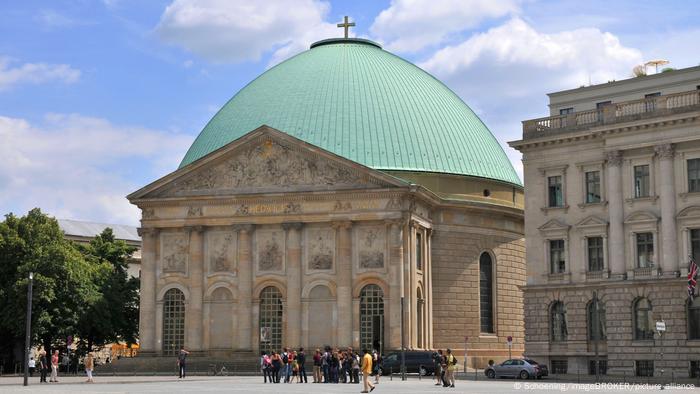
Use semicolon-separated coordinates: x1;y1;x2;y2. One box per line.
128;34;525;368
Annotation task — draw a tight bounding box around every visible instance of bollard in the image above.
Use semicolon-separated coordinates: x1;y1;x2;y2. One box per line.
419;365;421;380
390;367;392;381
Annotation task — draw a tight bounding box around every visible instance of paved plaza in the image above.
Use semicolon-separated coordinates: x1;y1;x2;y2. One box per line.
0;376;695;393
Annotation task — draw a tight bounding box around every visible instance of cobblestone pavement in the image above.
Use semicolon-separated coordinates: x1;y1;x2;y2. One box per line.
0;375;691;393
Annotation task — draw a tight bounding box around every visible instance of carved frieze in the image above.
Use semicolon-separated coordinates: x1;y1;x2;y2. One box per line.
207;231;236;273
187;206;203;217
358;226;385;269
257;229;285;272
307;227;334;270
164;139;374;196
161;232;188;273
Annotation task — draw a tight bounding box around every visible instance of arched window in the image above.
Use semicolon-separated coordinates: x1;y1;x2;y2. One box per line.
479;252;494;333
162;288;185;355
587;300;606;341
688;298;700;340
550;301;568;342
417;287;424;348
360;284;384;353
633;298;654;340
259;286;283;353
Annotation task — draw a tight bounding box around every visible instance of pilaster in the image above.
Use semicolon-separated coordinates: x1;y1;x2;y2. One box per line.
186;225;204;351
387;220;404;349
333;220;353;347
606;150;626;278
283;222;304;348
137;227;159;354
655;144;679;275
234;224;255;350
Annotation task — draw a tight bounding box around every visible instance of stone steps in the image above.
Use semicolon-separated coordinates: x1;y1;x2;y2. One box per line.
95;352;261;375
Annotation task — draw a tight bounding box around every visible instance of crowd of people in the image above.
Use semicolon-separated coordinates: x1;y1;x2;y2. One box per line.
259;346;381;392
28;348;95;384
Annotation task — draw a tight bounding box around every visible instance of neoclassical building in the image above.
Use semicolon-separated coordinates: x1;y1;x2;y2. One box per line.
128;37;525;367
510;66;700;377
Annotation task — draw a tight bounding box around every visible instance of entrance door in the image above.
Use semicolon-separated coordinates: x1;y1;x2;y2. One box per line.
372;315;384;354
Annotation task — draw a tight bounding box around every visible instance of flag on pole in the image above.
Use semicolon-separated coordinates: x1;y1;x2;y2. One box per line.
689;257;698;301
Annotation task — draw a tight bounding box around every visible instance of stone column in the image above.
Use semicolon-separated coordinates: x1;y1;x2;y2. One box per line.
334;221;353;348
606;150;626;278
235;224;254;350
387;220;404;349
186;226;204;351
655;144;679;275
137;227;158;354
283;222;304;348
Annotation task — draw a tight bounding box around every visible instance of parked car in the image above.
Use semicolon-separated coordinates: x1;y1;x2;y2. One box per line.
484;358;547;379
381;351;436;376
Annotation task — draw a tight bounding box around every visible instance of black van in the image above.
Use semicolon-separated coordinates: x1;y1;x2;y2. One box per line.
380;351;436;376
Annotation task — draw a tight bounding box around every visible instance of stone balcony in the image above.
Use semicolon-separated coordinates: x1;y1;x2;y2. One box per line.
522;89;700;140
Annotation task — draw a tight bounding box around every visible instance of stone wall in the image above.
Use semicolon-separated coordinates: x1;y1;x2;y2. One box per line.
431;208;526;368
524;278;698;377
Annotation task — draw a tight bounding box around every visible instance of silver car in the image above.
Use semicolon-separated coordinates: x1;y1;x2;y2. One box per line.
484;359;543;380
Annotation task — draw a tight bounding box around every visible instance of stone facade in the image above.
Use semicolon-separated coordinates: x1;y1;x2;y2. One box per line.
511;66;700;378
129;126;525;365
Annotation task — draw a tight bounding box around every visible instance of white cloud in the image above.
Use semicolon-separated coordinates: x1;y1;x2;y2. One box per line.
418;18;644;180
0;114;193;225
370;0;520;53
0;58;81;91
155;0;337;64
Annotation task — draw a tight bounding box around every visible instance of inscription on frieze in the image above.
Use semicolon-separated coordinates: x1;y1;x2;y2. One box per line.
161;232;188;273
307;227;334;270
358;226;385;269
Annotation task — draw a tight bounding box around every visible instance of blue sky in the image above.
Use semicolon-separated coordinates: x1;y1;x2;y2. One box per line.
1;0;698;225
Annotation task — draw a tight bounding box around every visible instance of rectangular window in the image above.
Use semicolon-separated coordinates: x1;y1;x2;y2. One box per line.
634;165;650;198
587;237;604;272
691;229;700;263
585;171;601;203
548;176;563;207
688;159;700;193
415;232;422;270
551;360;568;374
559;107;574;115
596;101;612;109
635;360;654;377
549;239;566;274
691;361;700;378
588;359;608;375
636;232;654;268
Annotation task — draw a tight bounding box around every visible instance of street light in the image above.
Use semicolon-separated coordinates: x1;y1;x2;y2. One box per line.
23;272;34;387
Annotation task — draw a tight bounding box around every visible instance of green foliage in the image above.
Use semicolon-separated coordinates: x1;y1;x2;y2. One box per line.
0;209;98;362
76;228;140;352
0;208;140;364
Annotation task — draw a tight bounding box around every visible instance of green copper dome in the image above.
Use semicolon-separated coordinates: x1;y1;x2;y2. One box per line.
180;38;521;186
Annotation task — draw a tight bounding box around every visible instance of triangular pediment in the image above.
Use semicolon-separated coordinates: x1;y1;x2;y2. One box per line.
677;205;700;219
624;211;658;224
575;215;608;228
538;219;570;232
128;125;407;200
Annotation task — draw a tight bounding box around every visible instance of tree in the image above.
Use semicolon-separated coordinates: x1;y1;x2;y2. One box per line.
0;209;98;367
76;228;140;353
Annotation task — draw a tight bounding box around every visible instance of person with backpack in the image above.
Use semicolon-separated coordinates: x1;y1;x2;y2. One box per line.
281;348;290;382
445;348;456;388
177;347;189;379
322;346;331;383
433;350;443;386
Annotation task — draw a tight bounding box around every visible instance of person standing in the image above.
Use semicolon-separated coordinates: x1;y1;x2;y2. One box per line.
271;351;282;383
50;350;59;382
352;351;360;384
85;353;94;383
445;348;456;388
361;349;375;393
297;348;307;383
39;350;48;383
322;346;330;383
372;349;382;385
177;347;189;379
433;350;443;386
261;352;271;383
28;356;35;377
312;349;321;383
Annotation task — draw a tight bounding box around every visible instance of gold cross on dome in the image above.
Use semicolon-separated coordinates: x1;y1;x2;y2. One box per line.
337;16;355;38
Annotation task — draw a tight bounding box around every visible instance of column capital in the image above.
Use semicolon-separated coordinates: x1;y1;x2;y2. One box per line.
654;143;675;159
282;222;304;231
232;223;255;233
606;150;623;167
137;227;160;237
331;220;353;230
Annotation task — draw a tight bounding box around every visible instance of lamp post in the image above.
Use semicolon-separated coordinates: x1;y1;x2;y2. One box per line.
656;319;666;390
23;272;34;387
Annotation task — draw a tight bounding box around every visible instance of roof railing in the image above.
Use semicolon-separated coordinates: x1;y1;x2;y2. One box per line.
522;89;700;139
